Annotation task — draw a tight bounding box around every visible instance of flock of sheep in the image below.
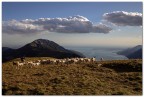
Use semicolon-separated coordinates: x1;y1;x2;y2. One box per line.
13;57;103;69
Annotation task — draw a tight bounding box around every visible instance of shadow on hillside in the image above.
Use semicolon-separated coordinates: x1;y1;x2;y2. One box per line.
102;61;142;72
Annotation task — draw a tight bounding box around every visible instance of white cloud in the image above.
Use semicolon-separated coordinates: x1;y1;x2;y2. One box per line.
103;11;142;26
3;15;112;35
92;24;112;34
2;19;44;35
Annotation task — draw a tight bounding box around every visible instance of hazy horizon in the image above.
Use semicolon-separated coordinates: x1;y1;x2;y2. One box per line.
2;2;142;48
2;38;140;49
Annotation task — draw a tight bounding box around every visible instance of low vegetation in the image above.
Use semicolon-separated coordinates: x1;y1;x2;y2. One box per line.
2;57;142;95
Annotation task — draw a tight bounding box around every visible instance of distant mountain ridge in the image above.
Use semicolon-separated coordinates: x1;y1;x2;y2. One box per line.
2;39;85;62
117;45;142;59
2;47;14;52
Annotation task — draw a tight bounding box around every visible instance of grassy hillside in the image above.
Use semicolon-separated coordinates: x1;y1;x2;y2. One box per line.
2;57;142;95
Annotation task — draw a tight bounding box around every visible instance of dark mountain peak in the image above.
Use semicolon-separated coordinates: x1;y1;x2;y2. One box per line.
135;45;142;47
29;39;53;48
133;45;142;50
21;39;66;52
3;39;85;62
32;39;52;44
136;45;142;47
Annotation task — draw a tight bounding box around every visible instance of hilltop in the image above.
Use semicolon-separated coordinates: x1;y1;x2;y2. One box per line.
2;39;85;62
2;58;142;95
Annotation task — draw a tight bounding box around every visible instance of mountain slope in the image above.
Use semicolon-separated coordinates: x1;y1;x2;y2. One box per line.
117;45;142;59
2;39;85;62
127;48;142;59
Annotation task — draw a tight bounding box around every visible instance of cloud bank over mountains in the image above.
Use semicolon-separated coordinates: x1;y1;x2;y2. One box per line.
2;11;142;35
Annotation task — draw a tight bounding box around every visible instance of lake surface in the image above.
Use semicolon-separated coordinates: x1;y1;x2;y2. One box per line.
65;46;128;60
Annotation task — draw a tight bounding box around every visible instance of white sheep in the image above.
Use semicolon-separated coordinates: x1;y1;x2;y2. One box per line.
27;61;40;66
97;63;102;67
41;59;51;65
85;58;91;63
33;62;40;66
91;57;96;63
13;61;24;69
61;60;66;65
65;58;74;64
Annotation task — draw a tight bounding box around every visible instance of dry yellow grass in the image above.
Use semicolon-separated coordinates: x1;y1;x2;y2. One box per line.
2;57;142;95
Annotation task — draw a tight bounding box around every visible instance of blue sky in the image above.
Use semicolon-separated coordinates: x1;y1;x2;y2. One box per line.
2;2;143;48
3;2;142;21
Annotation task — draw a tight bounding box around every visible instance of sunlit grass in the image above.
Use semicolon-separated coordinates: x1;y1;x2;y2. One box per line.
2;57;142;95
